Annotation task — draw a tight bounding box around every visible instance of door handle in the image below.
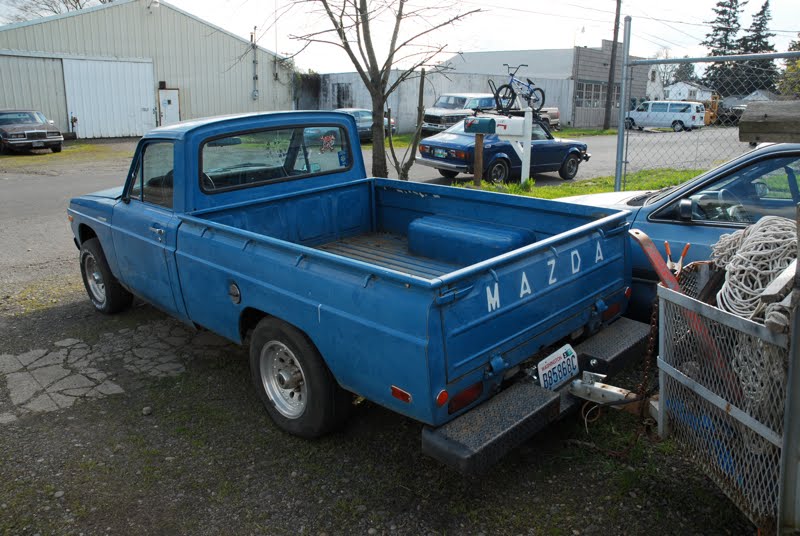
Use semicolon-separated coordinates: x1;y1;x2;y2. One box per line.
148;226;165;236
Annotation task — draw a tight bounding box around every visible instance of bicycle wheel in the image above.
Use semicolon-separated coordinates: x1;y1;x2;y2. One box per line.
495;84;517;112
529;87;545;112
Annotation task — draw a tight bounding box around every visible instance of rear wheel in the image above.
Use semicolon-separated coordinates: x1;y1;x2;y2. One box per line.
438;169;458;180
672;121;685;132
559;154;580;180
52;143;62;153
487;159;510;184
529;87;545;112
624;118;634;130
79;238;133;314
250;318;351;438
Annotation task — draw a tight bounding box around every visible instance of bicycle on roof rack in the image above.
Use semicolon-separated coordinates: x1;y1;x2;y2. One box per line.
490;64;546;114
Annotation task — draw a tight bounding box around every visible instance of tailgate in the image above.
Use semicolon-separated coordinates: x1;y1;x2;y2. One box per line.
437;217;629;382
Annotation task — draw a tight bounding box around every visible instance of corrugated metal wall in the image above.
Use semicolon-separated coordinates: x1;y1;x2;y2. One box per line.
63;59;156;137
0;0;293;135
0;54;68;130
319;71;574;134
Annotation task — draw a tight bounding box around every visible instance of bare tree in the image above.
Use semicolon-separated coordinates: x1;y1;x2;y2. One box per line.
290;0;478;177
1;0;112;22
654;47;678;87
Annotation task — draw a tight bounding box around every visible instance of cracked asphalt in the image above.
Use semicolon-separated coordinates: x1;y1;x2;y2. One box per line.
0;141;755;535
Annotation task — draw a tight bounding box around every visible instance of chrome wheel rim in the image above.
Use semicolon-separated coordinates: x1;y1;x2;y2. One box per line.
83;253;106;305
260;340;307;418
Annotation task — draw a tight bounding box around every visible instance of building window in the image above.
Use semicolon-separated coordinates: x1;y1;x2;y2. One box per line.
575;82;621;108
650;70;656;82
688;89;697;100
664;90;670;99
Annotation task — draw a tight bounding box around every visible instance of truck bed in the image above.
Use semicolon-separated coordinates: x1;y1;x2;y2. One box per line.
317;232;460;279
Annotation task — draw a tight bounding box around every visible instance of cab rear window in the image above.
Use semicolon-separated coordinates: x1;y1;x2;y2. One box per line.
200;126;351;193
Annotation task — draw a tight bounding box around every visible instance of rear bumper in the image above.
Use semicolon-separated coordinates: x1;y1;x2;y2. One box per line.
416;156;469;173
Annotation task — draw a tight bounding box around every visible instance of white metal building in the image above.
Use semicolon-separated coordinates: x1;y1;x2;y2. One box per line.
663;81;714;102
0;0;293;137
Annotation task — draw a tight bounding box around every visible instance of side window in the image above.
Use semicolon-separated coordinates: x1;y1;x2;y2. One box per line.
129;142;174;209
635;103;648;112
669;103;691;113
201;126;351;192
531;123;550;140
651;102;668;112
657;156;800;224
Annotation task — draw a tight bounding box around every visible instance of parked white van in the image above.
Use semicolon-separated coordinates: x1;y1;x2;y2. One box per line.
625;101;705;132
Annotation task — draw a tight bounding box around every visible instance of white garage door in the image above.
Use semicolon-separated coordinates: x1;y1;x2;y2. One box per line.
63;59;156;138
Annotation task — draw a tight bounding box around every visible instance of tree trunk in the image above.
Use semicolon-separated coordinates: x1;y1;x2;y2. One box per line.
370;93;388;177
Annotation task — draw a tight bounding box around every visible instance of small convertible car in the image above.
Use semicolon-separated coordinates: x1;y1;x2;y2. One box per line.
417;119;590;182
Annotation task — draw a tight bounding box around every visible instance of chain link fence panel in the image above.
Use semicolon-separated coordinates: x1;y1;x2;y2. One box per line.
619;53;800;190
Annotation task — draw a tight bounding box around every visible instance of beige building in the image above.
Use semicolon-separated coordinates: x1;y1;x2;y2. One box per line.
0;0;293;137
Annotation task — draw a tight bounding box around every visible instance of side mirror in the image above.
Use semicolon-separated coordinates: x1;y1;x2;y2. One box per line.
678;198;693;221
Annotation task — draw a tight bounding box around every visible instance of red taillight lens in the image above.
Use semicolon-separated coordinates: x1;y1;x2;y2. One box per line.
448;382;483;414
419;144;429;154
624;286;632;299
436;390;449;407
449;150;467;160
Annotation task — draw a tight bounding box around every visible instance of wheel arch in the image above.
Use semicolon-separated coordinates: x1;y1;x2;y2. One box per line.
78;223;98;246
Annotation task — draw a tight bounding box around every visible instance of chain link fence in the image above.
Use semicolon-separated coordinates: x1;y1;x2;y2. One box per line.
617;51;800;190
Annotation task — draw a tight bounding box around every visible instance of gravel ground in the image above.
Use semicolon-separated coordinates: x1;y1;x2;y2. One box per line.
0;141;757;535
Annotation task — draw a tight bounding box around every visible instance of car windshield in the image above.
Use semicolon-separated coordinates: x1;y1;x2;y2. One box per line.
0;111;46;126
433;96;467;109
465;97;495;109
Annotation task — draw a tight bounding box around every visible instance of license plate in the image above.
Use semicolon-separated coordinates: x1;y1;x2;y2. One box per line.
32;141;44;148
433;148;447;158
537;344;579;390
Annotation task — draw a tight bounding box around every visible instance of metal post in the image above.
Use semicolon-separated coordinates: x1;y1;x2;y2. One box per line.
521;107;533;184
614;16;632;192
777;204;800;533
474;133;484;189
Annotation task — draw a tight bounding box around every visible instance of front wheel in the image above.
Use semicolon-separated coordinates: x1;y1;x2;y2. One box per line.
624;118;634;130
559;154;580;180
52;143;62;153
495;84;517;112
438;169;458;180
250;318;351;438
486;159;510;184
80;238;133;314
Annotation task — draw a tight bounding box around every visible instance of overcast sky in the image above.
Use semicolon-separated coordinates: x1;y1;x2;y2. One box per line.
162;0;800;73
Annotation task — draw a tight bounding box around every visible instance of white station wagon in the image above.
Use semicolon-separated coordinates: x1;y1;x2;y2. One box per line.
625;100;705;132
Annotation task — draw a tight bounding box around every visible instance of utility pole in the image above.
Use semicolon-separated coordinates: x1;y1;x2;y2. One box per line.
603;0;622;130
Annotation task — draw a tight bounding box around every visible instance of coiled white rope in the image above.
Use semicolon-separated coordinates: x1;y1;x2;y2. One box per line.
711;216;797;321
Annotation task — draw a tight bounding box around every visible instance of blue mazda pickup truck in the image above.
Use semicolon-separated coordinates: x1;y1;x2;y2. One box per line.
68;111;646;473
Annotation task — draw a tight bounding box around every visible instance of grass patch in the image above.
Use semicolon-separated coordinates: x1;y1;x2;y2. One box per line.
474;168;704;199
556;127;617;137
362;133;414;149
0;141;134;169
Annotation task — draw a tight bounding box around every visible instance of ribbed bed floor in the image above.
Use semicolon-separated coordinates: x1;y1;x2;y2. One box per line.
317;232;461;279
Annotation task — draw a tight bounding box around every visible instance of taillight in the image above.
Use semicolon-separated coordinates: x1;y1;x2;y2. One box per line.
448;150;467;160
436;390;449;407
624;286;632;299
448;382;483;414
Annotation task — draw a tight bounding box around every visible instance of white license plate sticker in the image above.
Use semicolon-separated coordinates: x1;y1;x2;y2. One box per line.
433;148;447;158
32;141;44;148
537;344;579;391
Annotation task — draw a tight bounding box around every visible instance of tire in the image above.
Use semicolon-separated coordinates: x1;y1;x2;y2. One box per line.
438;169;458;180
529;87;545;112
249;318;351;438
52;143;62;153
495;84;517;112
486;159;510;184
559;154;580;180
79;238;133;314
624;118;634;130
672;121;684;132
